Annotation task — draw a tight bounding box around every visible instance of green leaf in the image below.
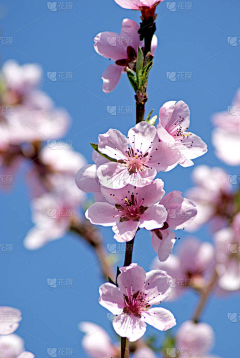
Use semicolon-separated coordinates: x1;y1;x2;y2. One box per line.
90;143;117;162
126;68;138;93
145;109;154;122
108;276;117;285
136;46;143;87
147;115;157;126
142;60;153;85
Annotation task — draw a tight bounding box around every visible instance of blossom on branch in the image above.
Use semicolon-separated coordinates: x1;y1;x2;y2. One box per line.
0;334;34;358
153;237;215;300
86;179;168;242
0;307;22;335
151;191;197;261
185;166;233;232
94;19;157;93
212;89;240;165
157;101;207;169
99;263;176;342
175;321;219;358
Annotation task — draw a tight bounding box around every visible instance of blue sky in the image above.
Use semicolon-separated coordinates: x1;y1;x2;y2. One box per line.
1;0;240;357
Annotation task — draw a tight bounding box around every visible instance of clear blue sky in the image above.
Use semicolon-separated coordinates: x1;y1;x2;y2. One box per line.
1;0;240;357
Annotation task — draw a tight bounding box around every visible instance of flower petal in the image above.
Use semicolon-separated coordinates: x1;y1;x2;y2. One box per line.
117;263;146;295
99;283;125;315
97;163;130;189
128;122;157;156
164;100;190;133
0;307;22;335
94;32;126;60
139;205;167;230
86;202;119;226
113;220;139;242
135;179;165;207
120;19;142;51
151;229;176;262
114;0;142;10
142;307;176;331
144;269;173;305
98;128;128;160
102;65;123;94
75;165;99;193
113;314;146;342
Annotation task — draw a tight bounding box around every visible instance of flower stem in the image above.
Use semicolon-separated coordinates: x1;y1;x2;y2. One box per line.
192;269;218;323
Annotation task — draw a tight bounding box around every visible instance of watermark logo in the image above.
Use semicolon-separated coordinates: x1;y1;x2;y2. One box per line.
47;278;73;289
166;2;192;12
47;140;73;150
0;244;14;254
0;175;14;185
228;313;240;323
47;72;73;82
228;106;240;116
0;37;13;46
107;313;115;322
228;175;240;185
166;348;192;357
47;348;73;357
107;105;133;116
227;37;240;47
107;243;133;254
171;278;193;288
47;2;73;11
228;244;240;254
107;36;133;47
47;208;73;219
166;71;192;82
0;106;13;115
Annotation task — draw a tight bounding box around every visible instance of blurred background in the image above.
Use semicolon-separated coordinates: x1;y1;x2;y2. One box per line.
0;0;240;356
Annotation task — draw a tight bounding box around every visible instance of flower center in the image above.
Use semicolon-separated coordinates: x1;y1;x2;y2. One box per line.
119;148;149;174
123;291;151;317
115;194;147;222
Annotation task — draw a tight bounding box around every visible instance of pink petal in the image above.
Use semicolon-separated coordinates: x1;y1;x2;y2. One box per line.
94;32;126;60
128;122;157;156
144;270;173;305
97;163;130;189
113;314;146;342
113;220;139;242
126;168;157;188
98;128;128;160
164;100;190;133
139;205;167;230
75;165;100;193
120;19;142;51
148;140;181;172
102;65;123;93
176;321;214;356
151;35;158;55
151;229;176;262
99;283;125;315
177;132;207;162
212;129;240;165
86;202;119;226
0;307;22;335
142;307;176;331
118;263;146;295
133;346;157;358
135;179;165;206
79;322;116;358
114;0;142;10
161;191;197;230
18;353;35;358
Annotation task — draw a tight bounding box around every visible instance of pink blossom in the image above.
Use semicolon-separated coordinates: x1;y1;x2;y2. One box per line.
185;165;233;232
176;321;219;358
0;307;22;335
133;346;157;358
17;354;34;358
79;322;119;358
151;191;197;261
214;222;240;291
95;122;180;189
2;60;42;96
24;175;85;249
99;263;176;342
114;0;163;10
153;237;214;300
86;179;168;242
0;334;25;358
157;101;207;168
94;19;157;93
212;89;240;165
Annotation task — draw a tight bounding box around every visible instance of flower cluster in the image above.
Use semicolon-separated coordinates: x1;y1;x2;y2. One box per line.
0;306;34;357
